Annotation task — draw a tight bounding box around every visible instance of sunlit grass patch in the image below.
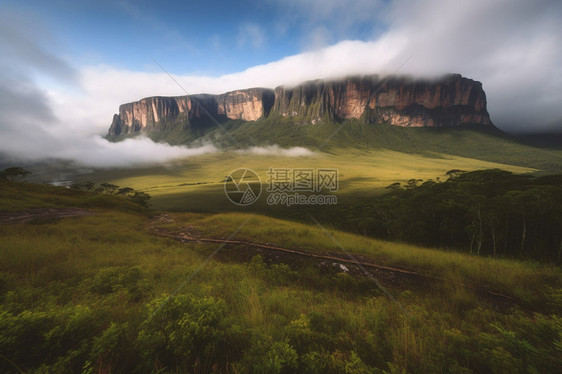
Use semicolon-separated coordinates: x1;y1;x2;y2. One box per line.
162;211;562;308
1;178;561;372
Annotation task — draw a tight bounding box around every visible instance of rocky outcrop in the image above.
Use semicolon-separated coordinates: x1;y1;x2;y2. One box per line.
108;89;275;137
218;88;275;121
107;74;493;137
271;74;492;127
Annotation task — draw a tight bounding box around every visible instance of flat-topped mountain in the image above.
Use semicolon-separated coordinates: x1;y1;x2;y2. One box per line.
107;74;493;139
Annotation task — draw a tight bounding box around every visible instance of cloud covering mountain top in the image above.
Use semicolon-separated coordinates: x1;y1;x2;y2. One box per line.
1;0;561;168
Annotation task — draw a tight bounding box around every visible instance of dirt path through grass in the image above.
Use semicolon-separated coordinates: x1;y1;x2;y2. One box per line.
149;214;516;309
0;210;515;310
150;214;422;277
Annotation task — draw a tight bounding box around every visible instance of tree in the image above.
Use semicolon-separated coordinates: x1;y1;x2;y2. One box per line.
405;179;423;189
0;167;31;181
97;183;119;194
127;191;151;207
445;169;466;180
71;181;95;191
385;182;401;190
116;187;135;196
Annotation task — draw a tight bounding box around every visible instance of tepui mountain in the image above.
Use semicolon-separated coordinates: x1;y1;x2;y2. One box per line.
107;74;493;139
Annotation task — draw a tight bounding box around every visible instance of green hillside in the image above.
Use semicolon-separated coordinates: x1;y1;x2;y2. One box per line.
3;119;562;372
124;119;562;173
1;180;561;373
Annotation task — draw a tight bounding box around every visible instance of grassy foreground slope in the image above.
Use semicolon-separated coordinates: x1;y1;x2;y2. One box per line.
1;180;561;373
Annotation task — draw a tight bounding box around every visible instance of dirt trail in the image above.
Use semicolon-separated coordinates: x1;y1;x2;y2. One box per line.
0;211;515;308
0;208;93;224
149;214;514;307
152;222;422;277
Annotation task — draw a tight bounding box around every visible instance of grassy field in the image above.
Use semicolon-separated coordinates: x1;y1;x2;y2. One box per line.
72;124;562;217
74;147;535;214
1;180;561;372
2;125;562;372
141;121;562;173
154;211;561;306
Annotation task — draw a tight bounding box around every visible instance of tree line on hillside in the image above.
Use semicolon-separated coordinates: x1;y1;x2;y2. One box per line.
338;169;562;263
0;167;151;208
71;182;151;207
0;167;31;181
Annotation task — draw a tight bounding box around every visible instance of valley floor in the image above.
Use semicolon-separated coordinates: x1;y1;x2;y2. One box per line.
1;180;561;373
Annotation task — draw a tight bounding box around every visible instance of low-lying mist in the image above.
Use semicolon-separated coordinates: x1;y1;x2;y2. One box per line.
235;145;315;157
0;133;316;170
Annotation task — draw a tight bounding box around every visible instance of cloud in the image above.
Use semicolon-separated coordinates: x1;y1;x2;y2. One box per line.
0;9;218;168
269;0;387;47
55;137;218;168
302;26;331;50
236;145;315;157
50;0;561;136
0;9;77;84
237;23;266;49
2;0;562;170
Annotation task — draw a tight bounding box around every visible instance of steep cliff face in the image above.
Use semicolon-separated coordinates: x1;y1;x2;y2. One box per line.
107;88;275;137
272;74;492;127
107;74;492;138
217;88;275;121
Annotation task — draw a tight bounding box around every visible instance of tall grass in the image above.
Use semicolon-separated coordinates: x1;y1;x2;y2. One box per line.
1;182;561;372
163;212;562;307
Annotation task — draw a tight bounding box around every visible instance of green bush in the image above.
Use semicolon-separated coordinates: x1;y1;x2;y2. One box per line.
0;305;103;373
88;266;150;302
89;322;138;373
137;294;247;372
253;340;298;374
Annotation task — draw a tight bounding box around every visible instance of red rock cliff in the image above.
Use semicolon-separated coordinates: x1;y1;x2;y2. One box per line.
107;74;492;137
108;88;275;136
271;74;492;127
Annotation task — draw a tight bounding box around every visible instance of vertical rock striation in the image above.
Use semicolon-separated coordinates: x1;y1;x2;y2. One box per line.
271;74;492;127
108;89;275;137
107;74;493;138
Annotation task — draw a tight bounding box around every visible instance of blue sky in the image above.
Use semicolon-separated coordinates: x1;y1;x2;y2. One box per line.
8;0;386;75
1;0;561;166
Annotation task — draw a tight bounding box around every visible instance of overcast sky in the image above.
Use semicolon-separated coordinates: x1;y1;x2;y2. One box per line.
0;0;561;167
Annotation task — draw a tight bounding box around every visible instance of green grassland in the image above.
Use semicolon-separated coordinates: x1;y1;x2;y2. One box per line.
75;146;536;214
75;126;561;260
2;125;562;372
85;124;562;216
142;121;562;173
1;180;561;373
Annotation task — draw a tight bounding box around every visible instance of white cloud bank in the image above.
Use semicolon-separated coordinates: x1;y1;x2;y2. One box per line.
53;137;219;168
236;145;315;157
54;0;561;137
1;0;561;169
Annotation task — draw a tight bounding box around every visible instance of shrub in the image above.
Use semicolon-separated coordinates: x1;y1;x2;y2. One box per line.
137;294;247;372
89;266;150;302
253;340;298;374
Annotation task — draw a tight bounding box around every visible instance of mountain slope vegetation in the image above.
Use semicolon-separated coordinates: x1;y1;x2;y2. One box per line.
1;180;561;373
125;121;562;174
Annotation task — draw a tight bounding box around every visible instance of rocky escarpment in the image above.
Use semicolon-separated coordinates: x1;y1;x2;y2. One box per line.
107;74;493;138
271;74;492;127
108;88;275;137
